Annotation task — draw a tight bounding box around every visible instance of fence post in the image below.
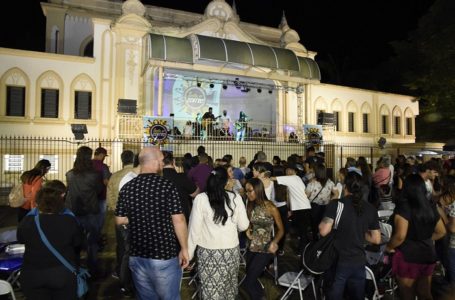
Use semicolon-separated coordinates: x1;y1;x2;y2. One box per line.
370;147;373;166
340;146;343;168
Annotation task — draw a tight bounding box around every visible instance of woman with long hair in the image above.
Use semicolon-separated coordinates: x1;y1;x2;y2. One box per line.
253;162;288;255
18;180;83;299
65;146;103;275
18;159;51;222
306;163;336;240
386;174;446;299
242;178;284;299
319;170;381;300
188;167;249;299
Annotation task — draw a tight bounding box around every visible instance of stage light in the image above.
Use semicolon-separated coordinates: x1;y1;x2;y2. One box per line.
234;78;241;89
209;83;214;88
222;84;228;90
197;82;201;87
268;89;273;94
257;88;262;93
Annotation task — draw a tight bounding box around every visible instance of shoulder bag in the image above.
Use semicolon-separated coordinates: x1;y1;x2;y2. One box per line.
34;214;90;298
303;201;344;274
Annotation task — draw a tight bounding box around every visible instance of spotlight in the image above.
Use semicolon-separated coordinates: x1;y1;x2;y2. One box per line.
197;82;201;87
234;78;241;89
209;83;214;88
268;89;273;94
222;84;228;90
257;88;262;93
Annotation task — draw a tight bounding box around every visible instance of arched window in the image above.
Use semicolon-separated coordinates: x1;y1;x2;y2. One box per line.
0;68;30;118
361;102;372;133
347;101;357;133
392;106;403;135
404;108;414;135
380;105;390;135
70;74;96;120
36;71;64;119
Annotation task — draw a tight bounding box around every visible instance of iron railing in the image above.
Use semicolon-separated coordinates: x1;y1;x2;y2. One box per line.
0;135;444;205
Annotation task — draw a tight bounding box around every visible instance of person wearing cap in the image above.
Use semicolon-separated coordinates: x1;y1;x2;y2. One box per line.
92;147;112;248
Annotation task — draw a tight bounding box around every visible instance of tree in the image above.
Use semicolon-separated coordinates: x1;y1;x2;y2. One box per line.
389;0;455;141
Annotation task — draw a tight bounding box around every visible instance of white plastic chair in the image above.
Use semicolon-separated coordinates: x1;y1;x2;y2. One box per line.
0;279;16;300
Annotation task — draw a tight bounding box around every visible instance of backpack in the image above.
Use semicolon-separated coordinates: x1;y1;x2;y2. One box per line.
303;201;344;275
8;182;26;208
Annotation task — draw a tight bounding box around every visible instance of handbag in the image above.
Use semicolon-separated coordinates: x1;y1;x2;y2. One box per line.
8;182;26;208
34;214;90;298
302;201;344;275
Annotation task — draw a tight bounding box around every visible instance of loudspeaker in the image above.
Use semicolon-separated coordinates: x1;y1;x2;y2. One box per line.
118;99;137;114
317;112;334;125
71;124;88;140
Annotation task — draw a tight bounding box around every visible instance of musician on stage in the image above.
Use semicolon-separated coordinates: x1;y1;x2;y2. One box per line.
202;107;217;139
219;109;231;137
235;111;249;141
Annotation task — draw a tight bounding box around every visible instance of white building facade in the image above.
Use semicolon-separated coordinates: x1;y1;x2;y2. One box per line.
0;0;418;144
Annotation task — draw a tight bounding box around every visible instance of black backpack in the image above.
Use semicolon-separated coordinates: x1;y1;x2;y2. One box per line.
303;201;344;275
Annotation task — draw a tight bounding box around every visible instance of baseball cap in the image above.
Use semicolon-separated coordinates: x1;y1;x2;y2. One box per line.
94;147;108;156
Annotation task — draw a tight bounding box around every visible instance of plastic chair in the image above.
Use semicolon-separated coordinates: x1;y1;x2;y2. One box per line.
0;279;16;300
365;266;381;300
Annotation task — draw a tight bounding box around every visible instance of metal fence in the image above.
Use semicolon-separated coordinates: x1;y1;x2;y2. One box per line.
0;135;444;205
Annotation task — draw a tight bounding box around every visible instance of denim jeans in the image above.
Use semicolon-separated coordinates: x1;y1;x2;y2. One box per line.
448;247;455;284
77;214;100;272
326;263;365;300
129;256;182;300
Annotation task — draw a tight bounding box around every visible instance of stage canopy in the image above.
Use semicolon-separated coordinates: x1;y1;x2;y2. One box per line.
146;34;321;80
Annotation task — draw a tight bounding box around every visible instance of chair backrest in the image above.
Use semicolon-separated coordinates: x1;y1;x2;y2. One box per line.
0;279;16;300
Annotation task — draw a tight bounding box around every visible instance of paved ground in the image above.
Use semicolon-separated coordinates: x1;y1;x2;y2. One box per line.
1;206;454;299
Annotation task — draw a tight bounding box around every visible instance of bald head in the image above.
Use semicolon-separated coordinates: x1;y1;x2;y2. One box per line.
139;147;164;173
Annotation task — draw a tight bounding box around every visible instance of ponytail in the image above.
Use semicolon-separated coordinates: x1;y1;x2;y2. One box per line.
345;171;364;216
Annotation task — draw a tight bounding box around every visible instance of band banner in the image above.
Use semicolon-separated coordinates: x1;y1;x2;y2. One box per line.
143;116;174;145
303;124;323;145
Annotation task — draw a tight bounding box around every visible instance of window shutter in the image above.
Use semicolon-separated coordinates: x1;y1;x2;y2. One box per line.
75;91;91;119
41;89;59;118
6;86;25;116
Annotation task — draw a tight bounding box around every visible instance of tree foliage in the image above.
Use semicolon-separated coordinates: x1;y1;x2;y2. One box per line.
390;0;455;141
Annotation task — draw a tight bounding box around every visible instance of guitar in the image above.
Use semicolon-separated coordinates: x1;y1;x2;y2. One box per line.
202;115;221;128
234;118;252;130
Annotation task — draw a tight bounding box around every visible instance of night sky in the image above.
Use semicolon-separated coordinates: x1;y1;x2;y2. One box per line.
0;0;435;88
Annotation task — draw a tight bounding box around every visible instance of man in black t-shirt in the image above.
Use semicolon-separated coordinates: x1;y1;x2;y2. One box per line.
162;151;199;221
115;147;189;299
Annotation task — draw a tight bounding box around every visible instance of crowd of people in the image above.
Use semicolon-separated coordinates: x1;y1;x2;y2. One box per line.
11;144;455;299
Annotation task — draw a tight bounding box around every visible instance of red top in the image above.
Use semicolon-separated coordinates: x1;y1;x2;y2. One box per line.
21;177;43;210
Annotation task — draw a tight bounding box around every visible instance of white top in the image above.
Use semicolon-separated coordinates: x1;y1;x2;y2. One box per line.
276;175;311;211
306;179;335;206
119;171;138;191
188;192;249;260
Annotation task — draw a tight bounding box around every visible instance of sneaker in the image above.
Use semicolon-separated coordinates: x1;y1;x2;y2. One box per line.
111;271;119;279
120;288;134;298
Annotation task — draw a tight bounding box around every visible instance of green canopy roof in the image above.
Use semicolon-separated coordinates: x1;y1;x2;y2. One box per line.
147;33;320;80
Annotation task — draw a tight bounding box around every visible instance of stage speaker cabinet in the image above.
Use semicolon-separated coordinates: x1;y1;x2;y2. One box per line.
71;124;88;140
118;99;137;114
317;112;334;125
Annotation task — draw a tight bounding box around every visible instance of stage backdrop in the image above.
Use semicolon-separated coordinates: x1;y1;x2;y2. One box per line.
157;68;276;134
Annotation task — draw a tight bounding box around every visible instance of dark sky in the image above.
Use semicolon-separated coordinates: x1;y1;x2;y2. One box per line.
0;0;435;85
